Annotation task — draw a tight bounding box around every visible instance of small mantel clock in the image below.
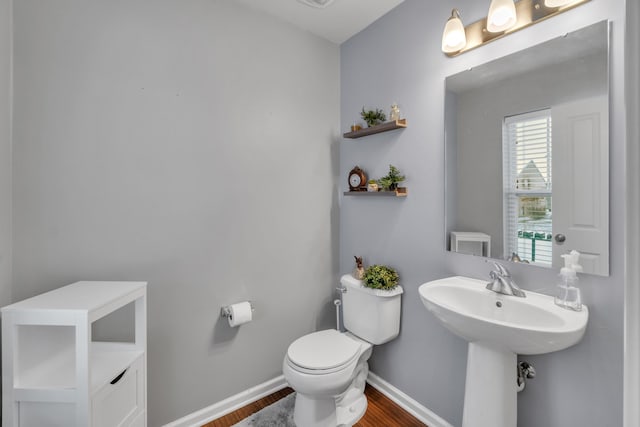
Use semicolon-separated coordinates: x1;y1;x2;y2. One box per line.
348;166;367;192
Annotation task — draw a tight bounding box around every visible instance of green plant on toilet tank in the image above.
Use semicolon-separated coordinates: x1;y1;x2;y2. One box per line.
362;265;399;291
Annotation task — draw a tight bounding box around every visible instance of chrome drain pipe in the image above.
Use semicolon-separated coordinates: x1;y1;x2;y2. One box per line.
517;361;536;392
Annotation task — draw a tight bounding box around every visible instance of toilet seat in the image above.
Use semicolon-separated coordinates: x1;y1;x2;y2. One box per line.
287;330;362;375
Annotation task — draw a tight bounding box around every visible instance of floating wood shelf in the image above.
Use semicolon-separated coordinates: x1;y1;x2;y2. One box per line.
343;119;407;139
343;187;407;197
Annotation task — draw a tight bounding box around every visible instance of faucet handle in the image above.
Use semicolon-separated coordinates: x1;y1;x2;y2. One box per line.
492;262;511;277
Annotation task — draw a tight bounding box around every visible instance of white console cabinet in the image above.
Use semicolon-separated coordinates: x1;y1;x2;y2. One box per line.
1;281;147;427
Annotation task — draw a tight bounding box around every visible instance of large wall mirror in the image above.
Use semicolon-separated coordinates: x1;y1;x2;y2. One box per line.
445;20;610;276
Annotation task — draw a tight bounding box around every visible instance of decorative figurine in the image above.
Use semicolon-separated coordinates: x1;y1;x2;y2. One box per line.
390;103;401;121
353;256;365;280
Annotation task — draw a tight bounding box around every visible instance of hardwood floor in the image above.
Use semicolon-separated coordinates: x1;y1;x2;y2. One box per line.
203;384;427;427
354;385;427;427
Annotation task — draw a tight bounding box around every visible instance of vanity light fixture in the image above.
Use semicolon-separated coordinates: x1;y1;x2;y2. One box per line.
487;0;517;33
442;0;591;57
442;9;467;53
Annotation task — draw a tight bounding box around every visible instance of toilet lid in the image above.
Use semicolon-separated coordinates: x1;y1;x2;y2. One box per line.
287;329;361;371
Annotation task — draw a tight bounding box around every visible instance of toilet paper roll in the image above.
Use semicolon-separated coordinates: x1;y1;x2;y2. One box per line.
228;301;253;327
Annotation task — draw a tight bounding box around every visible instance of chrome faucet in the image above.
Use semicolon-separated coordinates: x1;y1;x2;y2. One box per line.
486;262;526;298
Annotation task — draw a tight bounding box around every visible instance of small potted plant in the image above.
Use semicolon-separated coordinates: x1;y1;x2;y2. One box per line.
361;107;386;128
367;179;379;192
377;164;406;191
362;265;399;291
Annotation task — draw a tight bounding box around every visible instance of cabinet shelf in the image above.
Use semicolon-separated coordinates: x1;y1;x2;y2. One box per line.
344;187;407;197
343;119;407;139
14;345;142;397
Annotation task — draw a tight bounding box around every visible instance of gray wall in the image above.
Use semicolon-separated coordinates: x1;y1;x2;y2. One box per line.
340;1;625;426
11;1;339;425
452;53;607;260
0;0;11;309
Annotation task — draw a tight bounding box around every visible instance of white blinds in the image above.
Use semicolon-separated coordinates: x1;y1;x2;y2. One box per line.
503;110;552;265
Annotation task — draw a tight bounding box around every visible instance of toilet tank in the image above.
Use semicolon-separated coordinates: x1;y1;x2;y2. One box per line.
341;274;403;345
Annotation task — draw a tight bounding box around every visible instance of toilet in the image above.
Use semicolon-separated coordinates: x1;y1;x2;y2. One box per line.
283;274;403;427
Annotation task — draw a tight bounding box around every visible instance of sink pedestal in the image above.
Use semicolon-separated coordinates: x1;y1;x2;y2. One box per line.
462;342;517;427
419;276;589;427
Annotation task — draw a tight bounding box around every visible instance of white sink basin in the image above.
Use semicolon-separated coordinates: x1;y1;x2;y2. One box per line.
419;275;589;427
419;276;588;355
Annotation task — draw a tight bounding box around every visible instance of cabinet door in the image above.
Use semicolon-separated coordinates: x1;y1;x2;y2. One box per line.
92;356;144;427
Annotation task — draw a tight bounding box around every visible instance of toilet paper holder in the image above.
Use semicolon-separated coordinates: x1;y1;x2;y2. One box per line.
220;301;255;319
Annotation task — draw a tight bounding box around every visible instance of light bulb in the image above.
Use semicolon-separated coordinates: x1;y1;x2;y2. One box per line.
442;9;467;53
487;0;517;33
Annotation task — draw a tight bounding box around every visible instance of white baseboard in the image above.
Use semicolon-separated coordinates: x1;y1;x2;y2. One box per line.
164;372;452;427
366;372;454;427
163;375;288;427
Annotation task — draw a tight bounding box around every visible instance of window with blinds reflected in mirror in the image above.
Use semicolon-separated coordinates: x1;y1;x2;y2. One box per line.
503;110;552;266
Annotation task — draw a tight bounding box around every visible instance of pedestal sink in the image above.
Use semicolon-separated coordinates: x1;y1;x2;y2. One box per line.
419;276;588;427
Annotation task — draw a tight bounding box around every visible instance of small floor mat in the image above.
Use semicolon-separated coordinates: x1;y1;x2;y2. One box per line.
231;393;296;427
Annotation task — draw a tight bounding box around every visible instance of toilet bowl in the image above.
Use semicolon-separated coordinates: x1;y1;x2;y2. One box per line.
283;330;372;427
282;275;403;427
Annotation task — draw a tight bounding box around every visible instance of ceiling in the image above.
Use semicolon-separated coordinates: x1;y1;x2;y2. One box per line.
234;0;405;44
